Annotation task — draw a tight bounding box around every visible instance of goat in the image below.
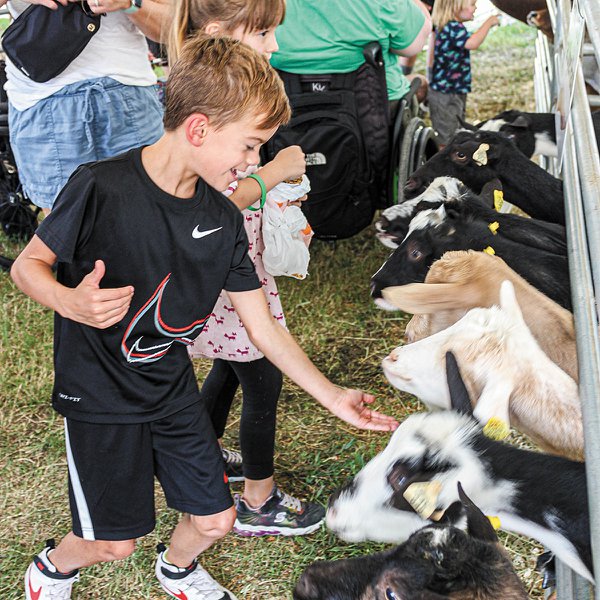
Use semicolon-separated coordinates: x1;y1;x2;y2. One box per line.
370;203;571;310
382;280;583;460
404;130;565;225
376;177;566;254
326;353;592;583
294;484;528;600
472;110;600;159
382;250;577;381
527;9;553;43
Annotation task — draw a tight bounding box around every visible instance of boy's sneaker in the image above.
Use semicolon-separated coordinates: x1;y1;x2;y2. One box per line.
155;544;238;600
233;486;325;537
221;447;244;482
25;539;79;600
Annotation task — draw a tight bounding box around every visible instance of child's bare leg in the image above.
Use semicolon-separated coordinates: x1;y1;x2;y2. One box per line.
166;506;236;567
242;476;275;507
48;533;135;572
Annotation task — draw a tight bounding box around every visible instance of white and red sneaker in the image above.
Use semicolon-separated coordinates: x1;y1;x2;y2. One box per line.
155;544;238;600
25;540;79;600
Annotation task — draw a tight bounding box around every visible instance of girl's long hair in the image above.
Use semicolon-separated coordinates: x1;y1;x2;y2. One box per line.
432;0;467;32
169;0;286;61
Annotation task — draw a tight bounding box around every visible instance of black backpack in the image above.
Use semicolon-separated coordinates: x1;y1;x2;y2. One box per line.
263;43;390;240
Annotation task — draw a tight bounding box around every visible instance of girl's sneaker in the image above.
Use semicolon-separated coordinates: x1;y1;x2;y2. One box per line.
221;447;244;482
155;544;238;600
25;540;79;600
233;486;325;537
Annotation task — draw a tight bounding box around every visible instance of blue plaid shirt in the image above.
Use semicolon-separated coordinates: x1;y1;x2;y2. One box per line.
431;21;471;94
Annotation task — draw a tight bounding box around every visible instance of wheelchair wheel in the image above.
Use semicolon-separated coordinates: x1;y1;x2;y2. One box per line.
396;117;426;204
414;125;439;170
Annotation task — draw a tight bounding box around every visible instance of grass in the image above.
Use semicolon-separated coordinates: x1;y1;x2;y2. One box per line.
0;22;544;600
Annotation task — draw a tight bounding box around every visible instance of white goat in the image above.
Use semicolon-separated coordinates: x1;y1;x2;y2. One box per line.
383;250;578;382
382;280;583;461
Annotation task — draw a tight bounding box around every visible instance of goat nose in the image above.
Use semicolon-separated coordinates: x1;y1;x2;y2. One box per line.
387;349;399;362
370;280;382;299
378;215;390;229
294;573;318;600
404;176;420;192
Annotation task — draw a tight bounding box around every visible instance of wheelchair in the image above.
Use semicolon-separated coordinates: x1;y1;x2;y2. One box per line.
0;60;41;271
359;42;439;206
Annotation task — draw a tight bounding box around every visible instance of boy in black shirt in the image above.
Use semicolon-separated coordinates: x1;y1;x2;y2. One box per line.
11;35;398;600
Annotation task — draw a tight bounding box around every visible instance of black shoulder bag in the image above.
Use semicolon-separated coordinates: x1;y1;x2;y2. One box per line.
1;0;101;83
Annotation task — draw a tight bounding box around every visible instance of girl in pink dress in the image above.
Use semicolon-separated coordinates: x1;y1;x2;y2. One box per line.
179;0;325;537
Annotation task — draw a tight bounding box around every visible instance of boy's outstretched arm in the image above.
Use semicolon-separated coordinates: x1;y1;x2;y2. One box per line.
229;288;399;431
11;235;134;329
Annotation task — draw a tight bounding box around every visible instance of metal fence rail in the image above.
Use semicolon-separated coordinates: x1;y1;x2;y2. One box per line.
535;0;600;598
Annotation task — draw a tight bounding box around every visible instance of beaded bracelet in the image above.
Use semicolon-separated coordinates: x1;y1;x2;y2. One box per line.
246;173;267;211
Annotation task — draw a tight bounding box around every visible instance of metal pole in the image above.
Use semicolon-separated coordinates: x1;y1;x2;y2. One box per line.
562;126;600;600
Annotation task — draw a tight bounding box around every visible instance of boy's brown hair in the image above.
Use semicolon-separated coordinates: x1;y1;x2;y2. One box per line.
170;0;286;61
164;34;291;132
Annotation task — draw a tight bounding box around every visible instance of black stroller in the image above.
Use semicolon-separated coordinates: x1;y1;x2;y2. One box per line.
0;59;41;271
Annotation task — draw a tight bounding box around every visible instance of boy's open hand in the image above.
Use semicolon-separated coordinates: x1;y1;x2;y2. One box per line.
62;260;134;329
329;388;399;431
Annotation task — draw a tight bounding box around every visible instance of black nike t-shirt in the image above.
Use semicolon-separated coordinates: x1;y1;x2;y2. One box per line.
36;147;260;424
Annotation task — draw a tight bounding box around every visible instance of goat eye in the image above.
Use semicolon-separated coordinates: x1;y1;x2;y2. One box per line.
385;589;399;600
410;248;422;260
454;151;467;162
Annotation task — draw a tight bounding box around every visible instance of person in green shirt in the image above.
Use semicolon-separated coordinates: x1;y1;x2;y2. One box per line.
271;0;432;102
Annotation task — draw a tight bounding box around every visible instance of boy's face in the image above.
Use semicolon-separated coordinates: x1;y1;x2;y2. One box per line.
197;113;278;191
230;25;279;60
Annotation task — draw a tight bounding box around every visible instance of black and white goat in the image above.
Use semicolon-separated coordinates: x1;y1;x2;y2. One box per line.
404;130;565;225
326;354;592;583
370;200;571;310
294;484;529;600
473;110;600;159
376;177;566;254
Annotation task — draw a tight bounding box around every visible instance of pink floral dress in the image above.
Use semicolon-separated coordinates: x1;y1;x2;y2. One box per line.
188;190;286;363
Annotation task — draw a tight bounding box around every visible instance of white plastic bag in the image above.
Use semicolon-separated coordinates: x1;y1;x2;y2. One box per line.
262;175;313;279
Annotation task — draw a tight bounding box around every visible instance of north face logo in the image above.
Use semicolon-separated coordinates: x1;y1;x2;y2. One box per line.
305;152;327;166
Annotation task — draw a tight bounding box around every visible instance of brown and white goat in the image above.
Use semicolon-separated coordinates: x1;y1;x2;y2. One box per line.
382;250;578;382
382;280;583;461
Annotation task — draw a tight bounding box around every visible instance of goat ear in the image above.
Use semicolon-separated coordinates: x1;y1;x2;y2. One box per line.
499;280;524;323
445;351;473;416
458;482;499;542
437;500;464;525
511;115;531;129
458;116;477;131
479;178;503;207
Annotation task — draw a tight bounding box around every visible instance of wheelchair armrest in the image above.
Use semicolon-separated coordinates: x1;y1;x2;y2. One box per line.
363;42;384;68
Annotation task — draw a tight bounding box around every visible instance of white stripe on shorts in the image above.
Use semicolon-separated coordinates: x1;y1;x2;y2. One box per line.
64;418;95;541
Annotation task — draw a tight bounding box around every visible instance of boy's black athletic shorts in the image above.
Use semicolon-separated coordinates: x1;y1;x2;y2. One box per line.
64;400;232;541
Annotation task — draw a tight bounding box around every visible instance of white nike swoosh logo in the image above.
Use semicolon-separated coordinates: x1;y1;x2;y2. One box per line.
192;226;222;239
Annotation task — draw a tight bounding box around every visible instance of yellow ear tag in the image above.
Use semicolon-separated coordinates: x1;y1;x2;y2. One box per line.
483;417;510;440
493;189;504;211
403;481;443;519
472;143;490;166
488;221;500;235
487;515;502;530
483;246;495;255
